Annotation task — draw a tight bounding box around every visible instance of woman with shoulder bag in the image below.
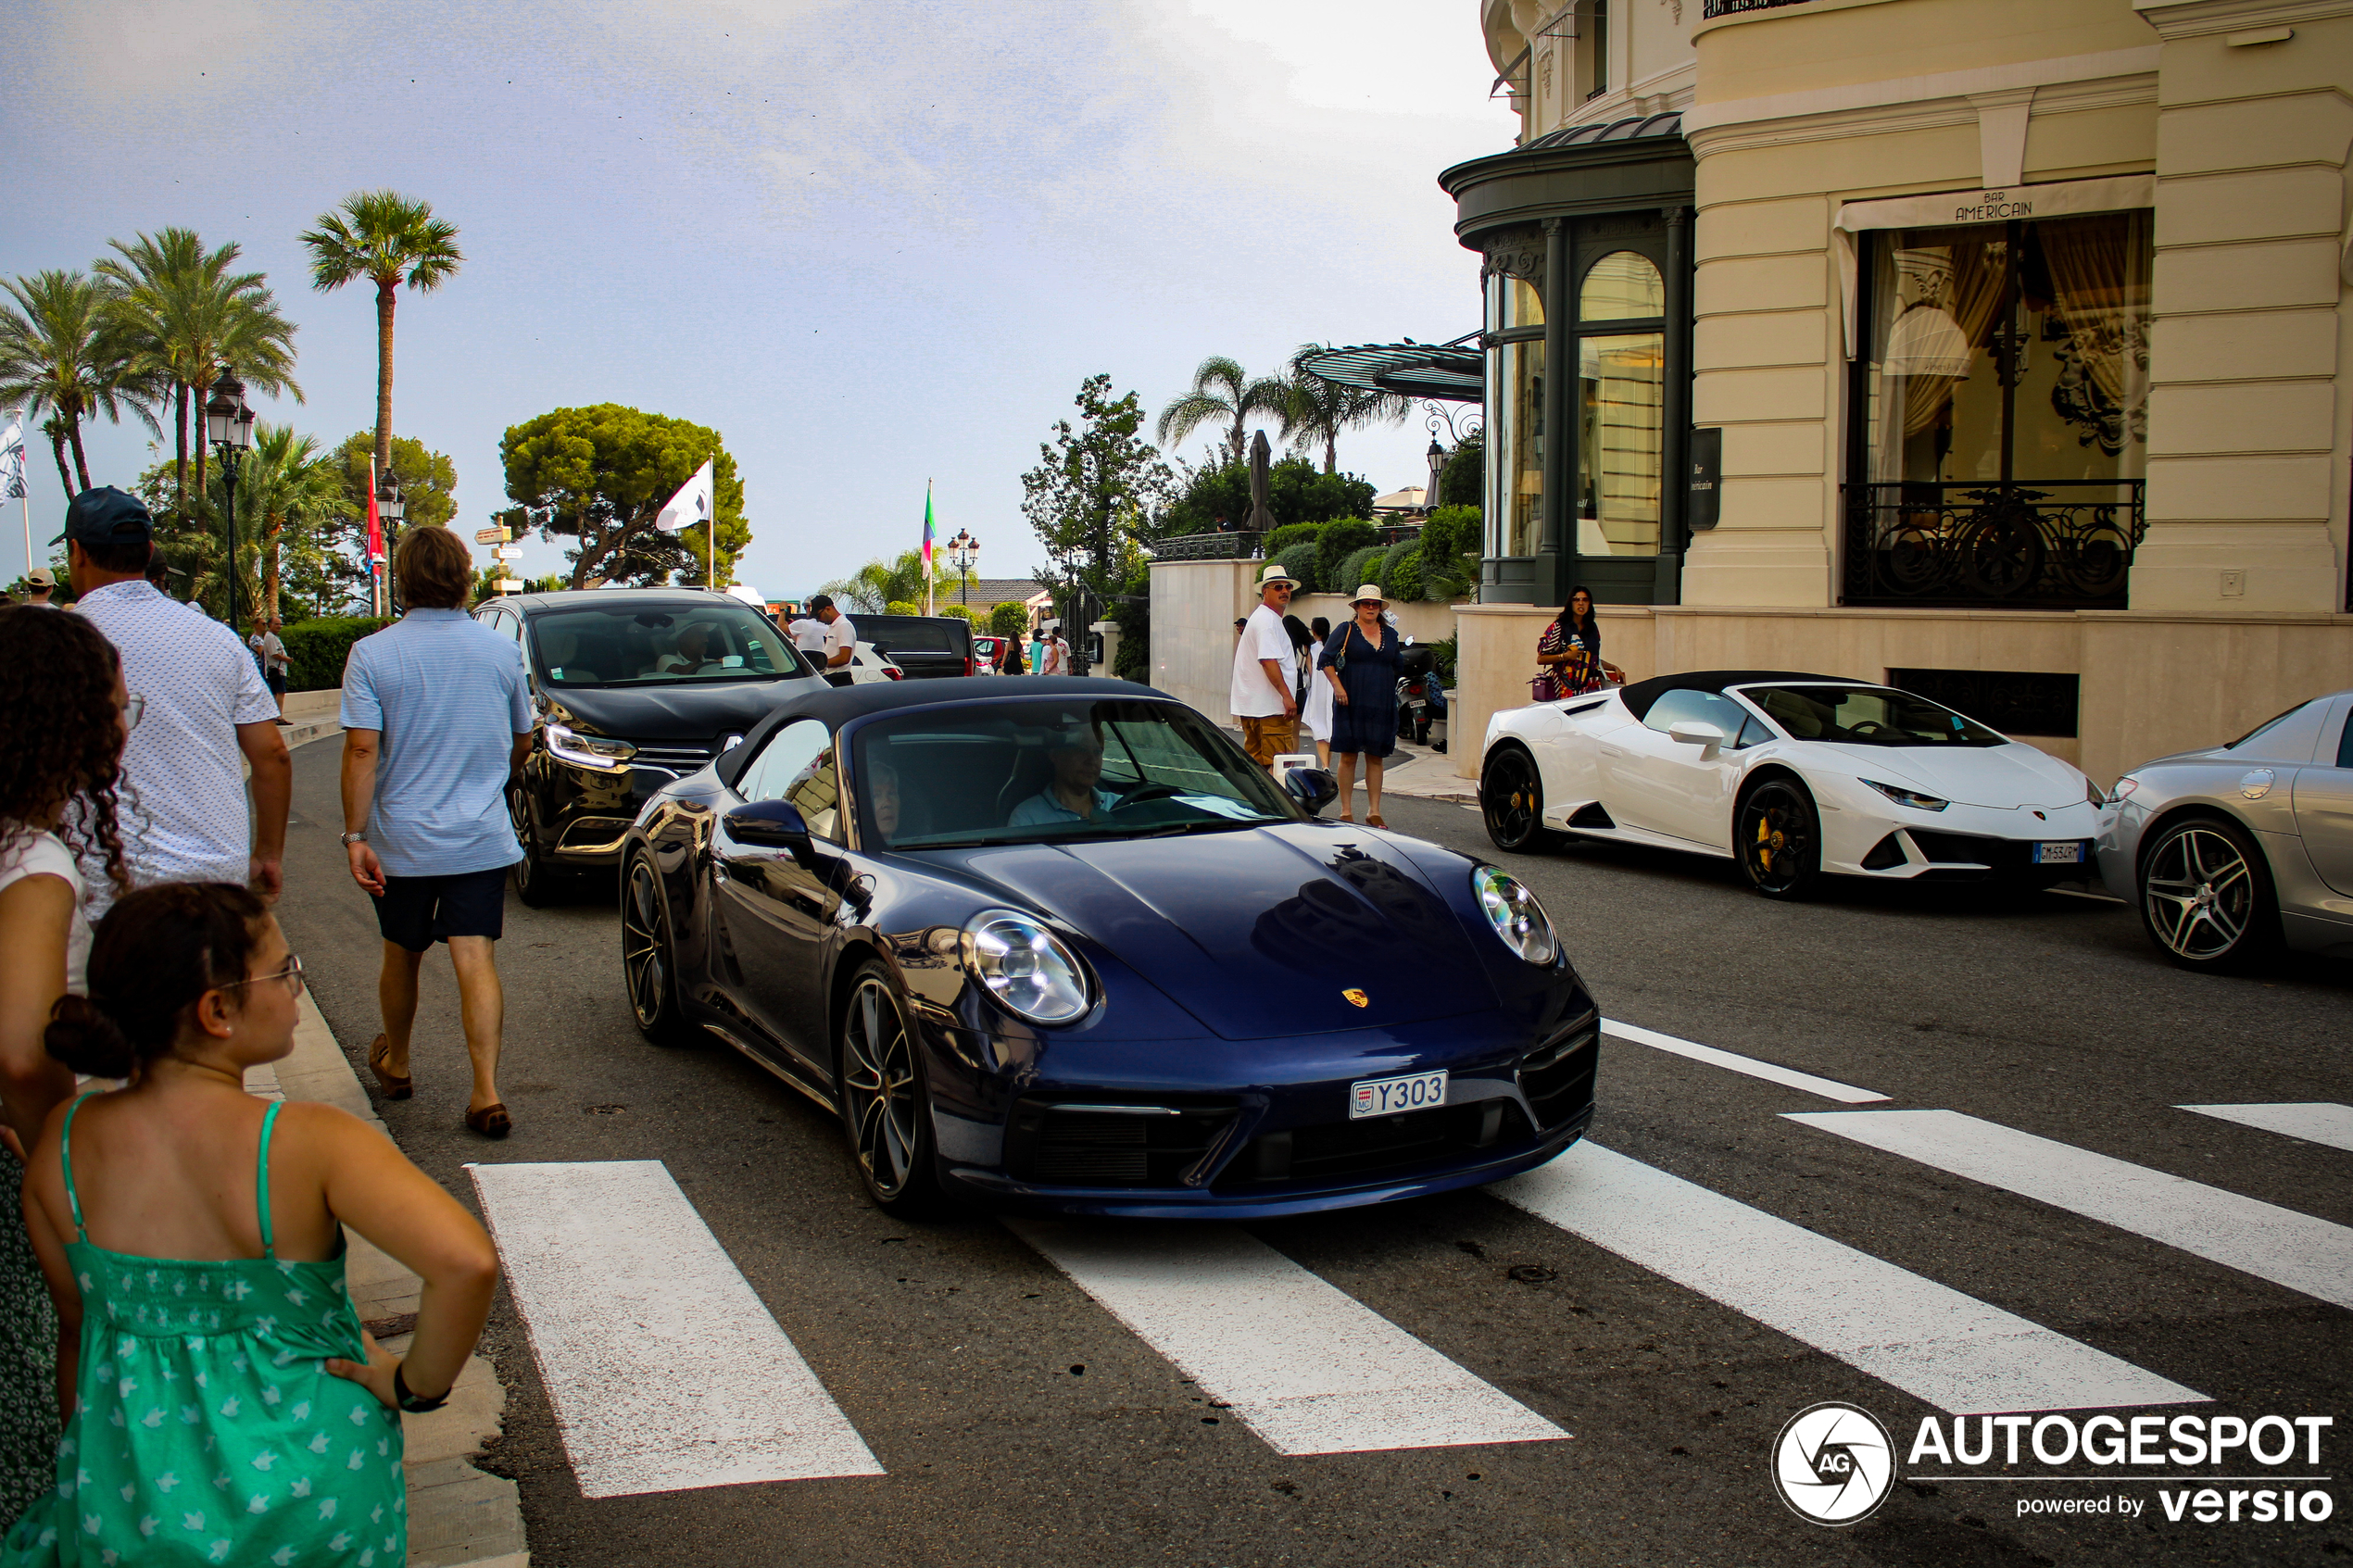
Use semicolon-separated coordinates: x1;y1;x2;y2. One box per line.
1318;586;1402;826
1530;585;1625;701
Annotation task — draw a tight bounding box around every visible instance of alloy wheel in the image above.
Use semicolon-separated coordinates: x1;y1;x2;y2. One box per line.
1482;747;1559;853
622;859;670;1031
839;972;925;1202
2142;823;2261;964
1738;780;1818;898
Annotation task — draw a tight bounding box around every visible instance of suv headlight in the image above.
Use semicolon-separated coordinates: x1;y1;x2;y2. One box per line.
545;723;635;771
1471;866;1557;965
961;911;1091;1024
1862;778;1948;812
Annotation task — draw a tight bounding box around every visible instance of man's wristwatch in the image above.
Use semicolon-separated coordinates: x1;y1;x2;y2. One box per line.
393;1362;449;1414
340;832;369;847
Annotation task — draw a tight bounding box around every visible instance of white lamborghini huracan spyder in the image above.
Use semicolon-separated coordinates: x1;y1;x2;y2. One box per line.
1478;670;2106;898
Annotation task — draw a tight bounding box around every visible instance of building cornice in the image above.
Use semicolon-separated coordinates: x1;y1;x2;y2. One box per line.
1681;45;2163;146
2132;0;2353;40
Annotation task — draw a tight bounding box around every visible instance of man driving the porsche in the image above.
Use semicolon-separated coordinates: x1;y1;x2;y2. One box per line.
1008;723;1121;827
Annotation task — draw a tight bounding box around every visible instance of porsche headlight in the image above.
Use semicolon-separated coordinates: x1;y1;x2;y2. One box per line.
545;723;635;771
961;912;1090;1024
1862;778;1947;812
1471;866;1556;966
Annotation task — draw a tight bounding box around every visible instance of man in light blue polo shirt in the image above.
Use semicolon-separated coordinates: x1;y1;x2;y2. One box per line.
339;526;533;1138
1007;725;1121;828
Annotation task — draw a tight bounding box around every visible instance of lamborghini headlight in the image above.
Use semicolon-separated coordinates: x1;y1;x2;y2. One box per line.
961;911;1091;1025
1862;778;1948;812
1471;866;1557;966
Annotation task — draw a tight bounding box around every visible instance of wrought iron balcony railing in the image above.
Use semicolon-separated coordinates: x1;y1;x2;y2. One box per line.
1841;481;2146;610
1151;531;1263;562
1702;0;1814;16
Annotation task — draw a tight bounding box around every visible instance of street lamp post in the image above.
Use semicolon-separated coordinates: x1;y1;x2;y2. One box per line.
203;370;255;629
946;529;979;607
376;470;405;615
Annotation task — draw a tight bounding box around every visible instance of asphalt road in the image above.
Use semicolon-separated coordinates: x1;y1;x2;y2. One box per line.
271;739;2353;1568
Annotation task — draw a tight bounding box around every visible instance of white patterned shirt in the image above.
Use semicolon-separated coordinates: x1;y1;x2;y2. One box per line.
74;580;278;908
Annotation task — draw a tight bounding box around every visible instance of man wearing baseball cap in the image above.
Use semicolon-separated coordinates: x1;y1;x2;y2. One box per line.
1228;561;1300;767
20;568;57;607
60;486;291;908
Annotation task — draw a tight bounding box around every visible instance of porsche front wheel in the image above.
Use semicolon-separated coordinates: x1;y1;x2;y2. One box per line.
836;961;939;1212
1481;746;1564;854
1737;778;1819;899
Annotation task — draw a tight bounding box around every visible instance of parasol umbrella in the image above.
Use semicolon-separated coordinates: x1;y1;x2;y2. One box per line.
1244;429;1277;533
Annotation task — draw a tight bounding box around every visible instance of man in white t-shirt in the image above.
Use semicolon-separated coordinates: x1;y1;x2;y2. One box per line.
811;594;857;684
1040;623;1070;676
786;612;824;653
1228;563;1300;767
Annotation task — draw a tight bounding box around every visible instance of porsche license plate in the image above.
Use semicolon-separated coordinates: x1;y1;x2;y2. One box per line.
1350;1070;1447;1120
2032;840;2084;865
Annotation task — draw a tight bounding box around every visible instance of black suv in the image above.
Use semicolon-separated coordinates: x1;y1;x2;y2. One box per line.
475;589;821;903
849;612;973;678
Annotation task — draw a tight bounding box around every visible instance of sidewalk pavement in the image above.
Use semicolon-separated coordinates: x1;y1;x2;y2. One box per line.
246;699;529;1568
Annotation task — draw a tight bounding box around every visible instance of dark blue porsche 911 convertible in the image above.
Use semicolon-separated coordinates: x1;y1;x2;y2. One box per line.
616;676;1600;1217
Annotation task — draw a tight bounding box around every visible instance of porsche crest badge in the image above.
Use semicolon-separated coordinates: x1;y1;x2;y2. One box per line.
1342;988;1369;1008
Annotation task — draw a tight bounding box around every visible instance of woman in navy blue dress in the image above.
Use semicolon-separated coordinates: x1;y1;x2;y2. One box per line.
1317;585;1401;825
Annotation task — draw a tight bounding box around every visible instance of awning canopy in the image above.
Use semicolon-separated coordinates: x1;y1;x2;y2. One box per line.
1297;336;1481;404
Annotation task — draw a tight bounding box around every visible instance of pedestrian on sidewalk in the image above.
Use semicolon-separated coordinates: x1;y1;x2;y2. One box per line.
1301;615;1335;768
1320;584;1401;826
6;882;499;1568
338;527;533;1140
1228;563;1300;768
248;615;292;723
810;595;857;686
18;571;55;609
0;608;134;1533
62;487;291;914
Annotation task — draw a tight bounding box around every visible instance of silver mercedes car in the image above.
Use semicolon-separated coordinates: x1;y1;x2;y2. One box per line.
2096;689;2353;972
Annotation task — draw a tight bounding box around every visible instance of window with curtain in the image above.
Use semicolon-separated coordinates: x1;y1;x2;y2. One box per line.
1577;250;1665;558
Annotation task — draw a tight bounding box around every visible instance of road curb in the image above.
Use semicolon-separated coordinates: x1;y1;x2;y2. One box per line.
247;996;531;1568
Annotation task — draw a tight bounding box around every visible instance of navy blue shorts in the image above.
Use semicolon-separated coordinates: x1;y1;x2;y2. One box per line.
371;865;510;952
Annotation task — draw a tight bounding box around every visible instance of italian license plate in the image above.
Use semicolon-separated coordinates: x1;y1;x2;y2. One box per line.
2032;840;2084;865
1350;1070;1448;1120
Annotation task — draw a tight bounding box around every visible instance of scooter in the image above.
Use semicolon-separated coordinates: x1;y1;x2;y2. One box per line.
1395;644;1440;746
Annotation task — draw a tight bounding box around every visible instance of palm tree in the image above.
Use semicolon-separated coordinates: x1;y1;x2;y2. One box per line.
1154;356;1290;467
97;231;302;517
814;548;975;613
233;425;351;623
1275;343;1411;473
0;270;149;493
299;192;462;480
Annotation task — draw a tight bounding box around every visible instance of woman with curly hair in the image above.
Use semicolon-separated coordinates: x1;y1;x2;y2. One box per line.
0;607;134;1531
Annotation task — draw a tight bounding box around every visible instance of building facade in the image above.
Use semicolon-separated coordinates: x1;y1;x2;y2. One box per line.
1444;0;2353;784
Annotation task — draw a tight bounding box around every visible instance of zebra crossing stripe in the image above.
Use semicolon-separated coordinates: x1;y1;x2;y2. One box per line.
2177;1102;2353;1155
1495;1142;2204;1415
1602;1019;1889;1104
468;1160;882;1497
1008;1220;1569;1455
1785;1110;2353;1311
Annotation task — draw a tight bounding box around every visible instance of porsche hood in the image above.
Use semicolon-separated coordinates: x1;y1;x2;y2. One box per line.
943;826;1500;1041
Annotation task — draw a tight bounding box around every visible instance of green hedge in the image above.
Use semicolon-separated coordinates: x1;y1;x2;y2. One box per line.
1315;519;1379;589
1383;543;1427;604
281;616;387;692
1263;523;1325;591
1333;546;1386;596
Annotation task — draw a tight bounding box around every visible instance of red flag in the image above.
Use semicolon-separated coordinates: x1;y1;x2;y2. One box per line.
365;460;385;563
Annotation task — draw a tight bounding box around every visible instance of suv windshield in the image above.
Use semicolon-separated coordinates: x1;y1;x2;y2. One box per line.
852;698;1298;849
528;602;812;688
1740;684;2005;747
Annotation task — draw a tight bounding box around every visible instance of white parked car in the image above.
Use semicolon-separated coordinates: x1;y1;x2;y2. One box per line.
1478;670;2104;899
829;641;903;685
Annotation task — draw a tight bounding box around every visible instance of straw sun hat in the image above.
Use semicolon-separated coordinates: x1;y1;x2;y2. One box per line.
1348;583;1387;606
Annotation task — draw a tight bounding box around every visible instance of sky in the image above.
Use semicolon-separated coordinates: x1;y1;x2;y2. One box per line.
1;0;1515;599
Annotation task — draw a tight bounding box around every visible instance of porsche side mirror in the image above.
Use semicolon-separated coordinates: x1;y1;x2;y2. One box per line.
724;800;812;858
1667;721;1726;749
1286;767;1340;814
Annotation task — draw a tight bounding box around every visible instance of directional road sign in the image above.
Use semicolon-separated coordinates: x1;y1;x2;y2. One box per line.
474;526;511;546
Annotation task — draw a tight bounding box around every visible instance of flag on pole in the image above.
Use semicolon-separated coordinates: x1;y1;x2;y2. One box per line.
0;412;25;502
920;482;935;617
655;459;715;533
364;459;385;562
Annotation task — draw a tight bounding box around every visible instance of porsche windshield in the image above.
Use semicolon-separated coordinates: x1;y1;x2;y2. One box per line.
528;603;812;688
1739;684;2006;747
853;699;1298;849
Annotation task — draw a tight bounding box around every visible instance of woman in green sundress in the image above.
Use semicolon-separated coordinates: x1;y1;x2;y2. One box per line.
6;884;500;1567
0;609;136;1532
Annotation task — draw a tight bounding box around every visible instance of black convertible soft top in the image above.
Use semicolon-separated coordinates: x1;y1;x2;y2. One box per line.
711;675;1165;789
1615;669;1848;722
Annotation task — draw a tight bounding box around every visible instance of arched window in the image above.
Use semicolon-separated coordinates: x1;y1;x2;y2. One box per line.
1575;251;1666;557
1580;250;1662;321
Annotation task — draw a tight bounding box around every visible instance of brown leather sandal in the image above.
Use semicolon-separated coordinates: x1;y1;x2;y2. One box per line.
464;1103;511;1139
366;1035;412;1101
